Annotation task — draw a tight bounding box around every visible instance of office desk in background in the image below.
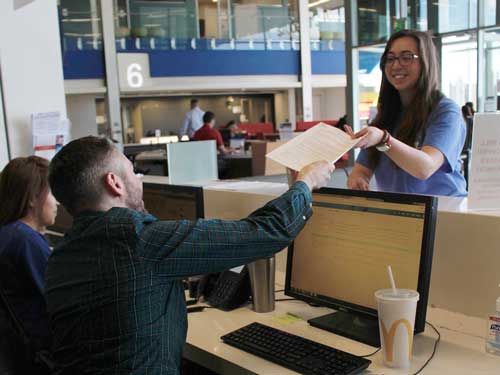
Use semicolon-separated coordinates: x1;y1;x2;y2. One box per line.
221;150;253;179
135;149;168;176
184;273;500;375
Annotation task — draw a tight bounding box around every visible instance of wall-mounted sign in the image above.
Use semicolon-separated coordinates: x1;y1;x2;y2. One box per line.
468;113;500;210
32;111;70;160
117;53;152;91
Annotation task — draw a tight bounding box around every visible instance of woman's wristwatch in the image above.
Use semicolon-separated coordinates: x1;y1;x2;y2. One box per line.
375;129;391;152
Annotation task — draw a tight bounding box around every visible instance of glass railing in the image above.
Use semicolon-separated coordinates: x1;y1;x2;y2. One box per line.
62;36;103;51
59;2;103;50
110;36;305;51
483;28;500;108
355;0;428;47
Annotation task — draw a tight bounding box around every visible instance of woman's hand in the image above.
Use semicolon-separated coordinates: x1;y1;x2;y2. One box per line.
347;163;373;191
344;125;385;149
347;173;370;190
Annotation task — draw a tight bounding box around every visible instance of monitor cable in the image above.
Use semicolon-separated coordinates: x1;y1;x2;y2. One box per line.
411;321;440;375
360;321;440;373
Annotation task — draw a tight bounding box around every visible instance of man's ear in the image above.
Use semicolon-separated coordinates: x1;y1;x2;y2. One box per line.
104;172;125;197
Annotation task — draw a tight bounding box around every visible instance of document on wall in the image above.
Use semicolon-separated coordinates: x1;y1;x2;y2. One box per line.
32;112;70;160
266;123;360;171
468;112;500;210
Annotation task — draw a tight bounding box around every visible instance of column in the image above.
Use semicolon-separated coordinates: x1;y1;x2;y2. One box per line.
0;0;67;158
299;0;313;121
66;95;99;140
101;0;123;143
0;67;9;169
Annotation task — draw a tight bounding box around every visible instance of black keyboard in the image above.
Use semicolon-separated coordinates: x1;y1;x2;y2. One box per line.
221;322;371;375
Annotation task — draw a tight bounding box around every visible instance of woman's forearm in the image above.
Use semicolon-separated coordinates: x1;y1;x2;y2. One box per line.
386;137;444;179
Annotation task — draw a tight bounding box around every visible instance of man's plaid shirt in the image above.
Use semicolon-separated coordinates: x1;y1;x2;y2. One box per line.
45;181;313;374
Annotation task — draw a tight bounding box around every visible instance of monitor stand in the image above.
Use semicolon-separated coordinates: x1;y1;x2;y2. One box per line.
308;310;380;347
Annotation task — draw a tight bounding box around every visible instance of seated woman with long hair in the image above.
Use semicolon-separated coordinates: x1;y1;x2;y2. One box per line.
0;156;58;370
347;30;467;197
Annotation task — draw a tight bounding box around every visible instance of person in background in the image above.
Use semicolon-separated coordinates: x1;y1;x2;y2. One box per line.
193;111;234;155
465;102;475;117
224;120;240;135
45;136;334;375
461;102;475;154
346;30;467;197
0;156;58;372
179;99;204;139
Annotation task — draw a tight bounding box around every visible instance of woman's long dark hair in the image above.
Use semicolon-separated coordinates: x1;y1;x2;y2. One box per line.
367;30;443;169
0;156;49;226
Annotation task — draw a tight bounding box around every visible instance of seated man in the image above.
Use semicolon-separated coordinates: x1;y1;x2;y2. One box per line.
45;136;334;375
193;111;233;155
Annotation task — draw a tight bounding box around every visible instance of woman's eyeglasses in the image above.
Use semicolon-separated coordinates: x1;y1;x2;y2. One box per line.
383;52;419;67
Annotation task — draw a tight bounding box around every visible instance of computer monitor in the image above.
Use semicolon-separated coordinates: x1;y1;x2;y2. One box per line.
219;128;231;146
123;143;168;161
285;188;437;347
48;204;74;234
142;183;204;220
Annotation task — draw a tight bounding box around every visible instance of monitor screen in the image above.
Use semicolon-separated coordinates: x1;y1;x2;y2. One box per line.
142;183;204;221
285;188;437;346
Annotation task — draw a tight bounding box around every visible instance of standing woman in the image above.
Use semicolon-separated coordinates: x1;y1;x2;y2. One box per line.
347;30;467;197
0;156;58;372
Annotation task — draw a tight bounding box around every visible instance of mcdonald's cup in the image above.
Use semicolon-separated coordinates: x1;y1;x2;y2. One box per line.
375;289;420;368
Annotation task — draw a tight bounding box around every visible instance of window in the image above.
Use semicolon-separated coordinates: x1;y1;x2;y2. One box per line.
441;33;477;107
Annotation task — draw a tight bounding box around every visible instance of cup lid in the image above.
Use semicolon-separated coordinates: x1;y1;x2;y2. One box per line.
374;289;419;302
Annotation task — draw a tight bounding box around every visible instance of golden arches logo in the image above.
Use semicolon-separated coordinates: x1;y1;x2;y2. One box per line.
380;319;414;362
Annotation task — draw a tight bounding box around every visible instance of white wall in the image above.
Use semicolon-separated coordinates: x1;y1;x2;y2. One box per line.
312;87;346;121
0;0;66;158
0;81;9;169
274;91;289;126
66;95;98;140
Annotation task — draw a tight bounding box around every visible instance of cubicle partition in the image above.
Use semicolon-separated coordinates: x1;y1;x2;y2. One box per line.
167;140;218;185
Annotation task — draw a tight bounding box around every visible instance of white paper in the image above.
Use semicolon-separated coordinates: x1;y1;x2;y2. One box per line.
32;112;61;135
265;123;359;171
468;113;500;210
32;112;70;160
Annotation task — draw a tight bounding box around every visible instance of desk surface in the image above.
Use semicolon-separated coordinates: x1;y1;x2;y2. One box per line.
185;274;500;375
142;172;500;217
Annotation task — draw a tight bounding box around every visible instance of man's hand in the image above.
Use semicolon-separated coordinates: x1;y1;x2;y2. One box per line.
296;161;335;191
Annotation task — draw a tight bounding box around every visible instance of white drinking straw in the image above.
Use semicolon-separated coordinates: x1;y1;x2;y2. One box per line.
387;265;397;296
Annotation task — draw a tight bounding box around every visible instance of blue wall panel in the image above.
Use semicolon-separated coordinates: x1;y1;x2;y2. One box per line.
62;48;355;80
148;50;300;76
311;51;346;74
63;51;105;80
